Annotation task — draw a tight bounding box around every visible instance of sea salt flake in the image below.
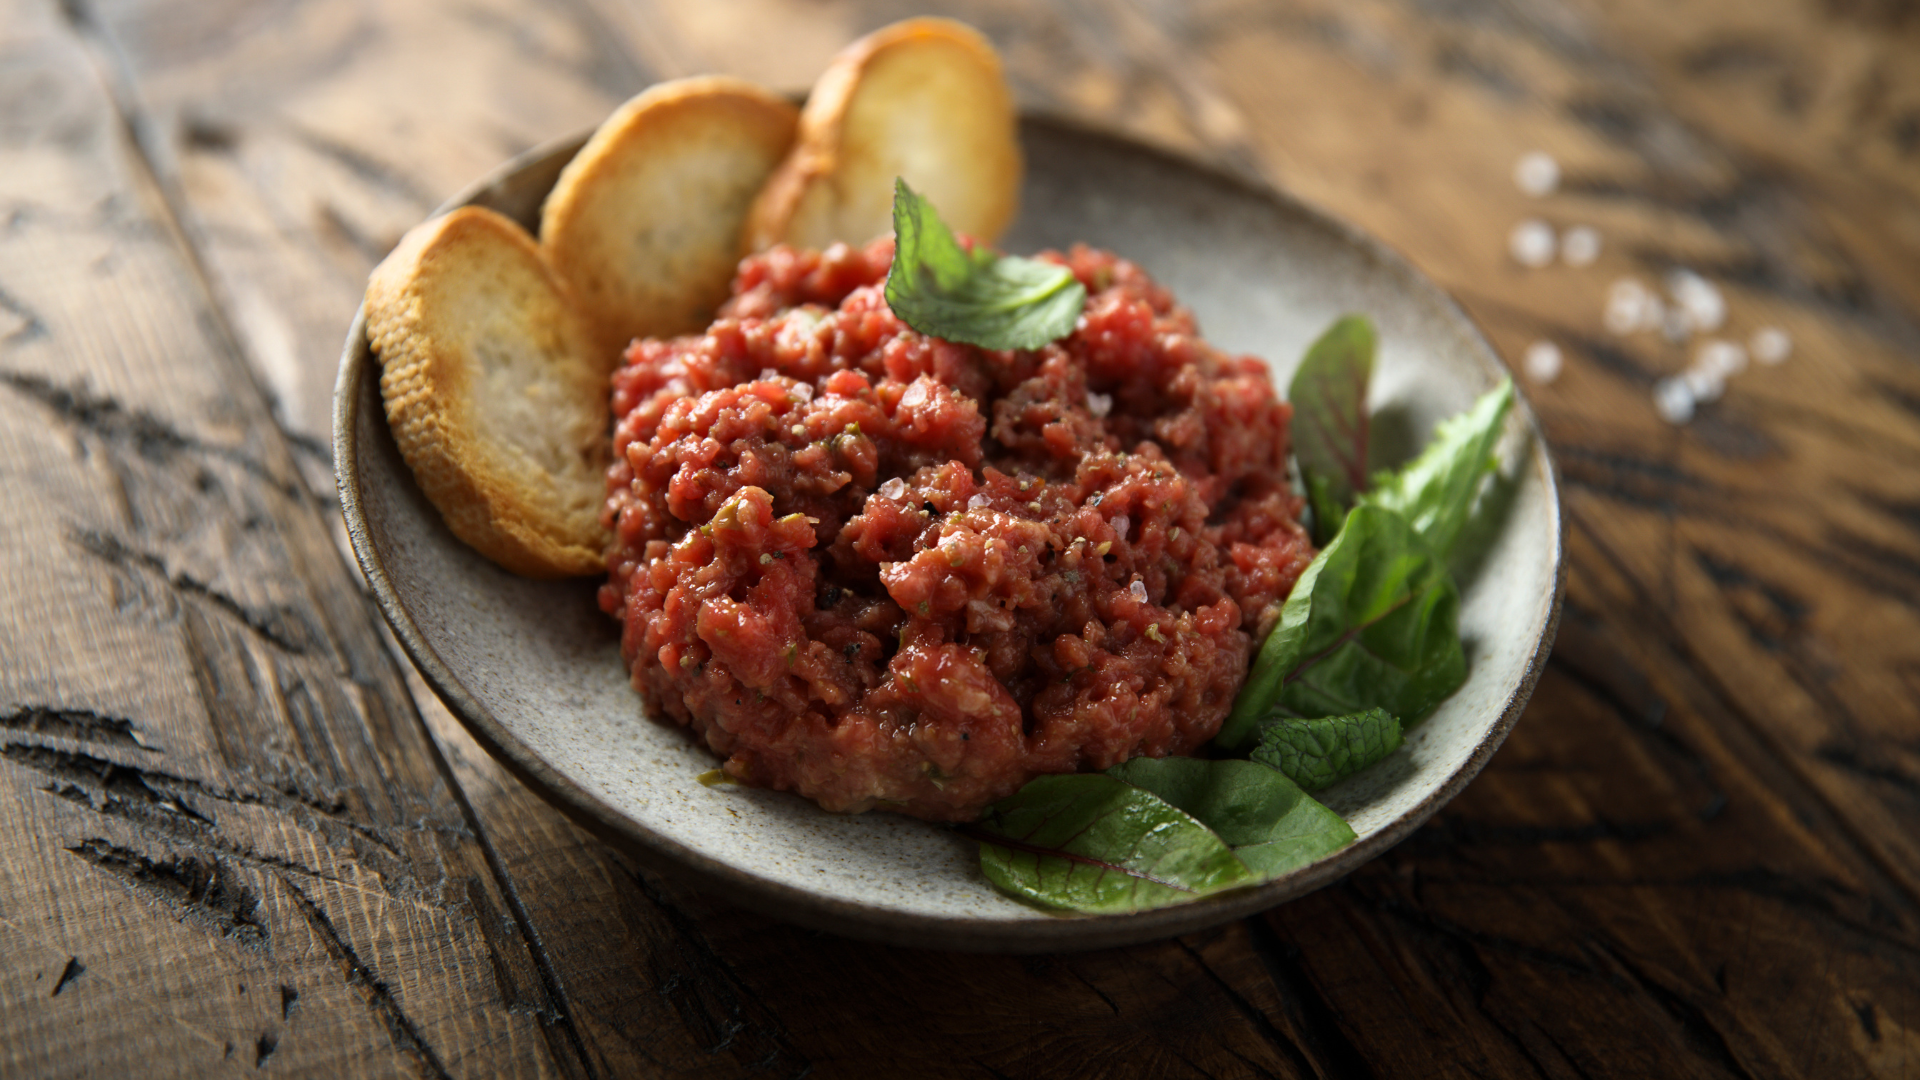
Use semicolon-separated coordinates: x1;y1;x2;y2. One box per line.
1514;151;1560;196
1681;365;1725;402
968;494;990;510
1130;580;1149;602
1509;219;1556;268
1523;340;1563;383
1668;269;1726;332
1605;278;1649;335
1110;514;1130;541
1751;326;1792;365
1086;391;1113;418
879;477;906;500
1561;226;1601;267
1695;339;1748;378
1653;378;1695;424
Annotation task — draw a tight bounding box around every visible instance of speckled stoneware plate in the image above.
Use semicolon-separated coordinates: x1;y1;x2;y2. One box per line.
336;116;1563;952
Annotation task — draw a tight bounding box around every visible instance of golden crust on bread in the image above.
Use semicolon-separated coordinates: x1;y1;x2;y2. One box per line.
366;206;610;578
540;77;799;355
744;18;1020;252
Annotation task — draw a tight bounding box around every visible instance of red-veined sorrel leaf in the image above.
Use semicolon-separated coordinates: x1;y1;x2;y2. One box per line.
968;774;1254;913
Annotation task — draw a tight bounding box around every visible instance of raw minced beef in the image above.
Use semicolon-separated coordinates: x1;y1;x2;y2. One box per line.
600;238;1314;821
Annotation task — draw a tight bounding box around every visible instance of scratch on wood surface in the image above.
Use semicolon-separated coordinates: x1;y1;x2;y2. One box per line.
0;369;309;504
1170;936;1327;1080
65;838;268;950
0;705;158;752
69;527;320;655
50;956;85;997
281;878;454;1080
254;1032;278;1069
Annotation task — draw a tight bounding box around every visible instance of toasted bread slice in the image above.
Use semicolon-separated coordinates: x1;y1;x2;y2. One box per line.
366;206;609;578
541;77;799;354
744;18;1020;252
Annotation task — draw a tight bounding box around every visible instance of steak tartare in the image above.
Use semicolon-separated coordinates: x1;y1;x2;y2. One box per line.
601;239;1314;821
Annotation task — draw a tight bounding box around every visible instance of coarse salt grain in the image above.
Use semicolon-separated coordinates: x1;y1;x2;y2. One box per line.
878;477;906;500
1086;391;1113;418
1681;365;1725;402
1606;278;1649;335
1110;514;1130;540
759;368;779;382
1514;151;1560;196
1523;340;1563;383
968;494;989;510
1752;326;1792;365
1668;269;1726;332
790;382;813;403
1653;378;1695;424
1130;580;1149;602
1695;339;1748;378
1509;219;1556;268
1561;225;1602;267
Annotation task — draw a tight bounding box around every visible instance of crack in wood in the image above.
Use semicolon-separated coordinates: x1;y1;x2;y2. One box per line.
65;837;267;950
254;1032;278;1069
0;704;158;752
7;743;214;825
281;878;453;1080
625;868;812;1078
1243;915;1376;1080
0;283;47;346
4;738;406;870
1583;939;1761;1080
1172;936;1326;1080
0;369;310;505
70;527;319;655
50;956;85;998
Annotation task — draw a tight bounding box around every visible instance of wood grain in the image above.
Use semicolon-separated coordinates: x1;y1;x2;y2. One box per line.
4;0;1918;1076
0;2;579;1076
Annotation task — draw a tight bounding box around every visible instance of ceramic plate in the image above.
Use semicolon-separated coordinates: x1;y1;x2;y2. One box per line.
335;117;1564;952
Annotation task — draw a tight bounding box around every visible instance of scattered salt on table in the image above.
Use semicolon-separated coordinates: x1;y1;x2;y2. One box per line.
1561;225;1602;267
1523;340;1563;383
1696;339;1748;378
1514;151;1560;196
1509;219;1556;268
1752;326;1792;365
1654;378;1696;424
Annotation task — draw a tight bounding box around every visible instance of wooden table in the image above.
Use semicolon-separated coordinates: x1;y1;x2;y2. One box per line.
5;0;1917;1075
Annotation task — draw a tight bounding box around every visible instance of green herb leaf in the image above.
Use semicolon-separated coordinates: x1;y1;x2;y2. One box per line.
1250;708;1403;791
1288;315;1377;544
1217;503;1465;750
1106;757;1356;880
883;178;1086;351
971;774;1255;913
1360;379;1514;559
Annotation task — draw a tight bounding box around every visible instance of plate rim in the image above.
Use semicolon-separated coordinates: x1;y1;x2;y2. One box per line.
333;114;1566;952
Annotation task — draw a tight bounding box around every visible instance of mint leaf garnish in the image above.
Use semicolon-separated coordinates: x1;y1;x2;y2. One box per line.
883;178;1085;350
967;774;1254;914
1288;315;1376;544
1106;758;1355;881
1216;503;1465;751
1360;378;1514;560
1250;708;1403;791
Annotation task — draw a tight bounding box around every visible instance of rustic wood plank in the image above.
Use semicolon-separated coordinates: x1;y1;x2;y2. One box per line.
0;2;585;1076
28;0;1920;1077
